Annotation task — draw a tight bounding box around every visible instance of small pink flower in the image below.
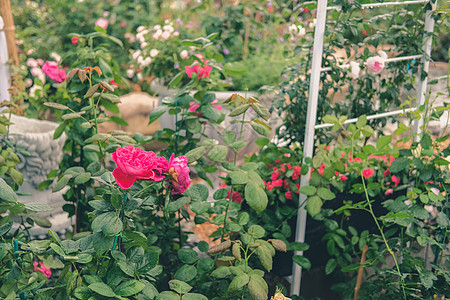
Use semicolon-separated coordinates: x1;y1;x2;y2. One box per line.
385;188;393;196
95;18;109;30
42;61;66;83
167;153;192;194
391;175;400;187
383;168;390;177
354;157;362;162
185;54;212;79
292;166;301;180
71;37;79;45
430;187;440;196
340;175;348;181
270;172;281;181
366;51;387;75
362;168;375;179
285;191;292;200
272;179;283;187
33;262;51;278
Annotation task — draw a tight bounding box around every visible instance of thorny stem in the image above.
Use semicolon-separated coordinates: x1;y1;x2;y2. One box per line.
361;175;406;299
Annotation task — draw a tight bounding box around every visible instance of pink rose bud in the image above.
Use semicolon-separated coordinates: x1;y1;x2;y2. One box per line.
71;37;79;45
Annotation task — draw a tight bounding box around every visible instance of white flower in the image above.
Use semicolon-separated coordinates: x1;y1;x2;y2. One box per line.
132;50;142;60
137;25;145;33
143;57;152;66
137;72;143;81
163;25;174;32
173;31;179;37
126;69;134;78
378;50;388;60
153;24;161;30
309;19;316;29
366;56;385;74
164;19;169;24
297;25;306;36
50;52;61;63
140;42;148;49
153;29;162;40
180;50;189;59
161;31;171;41
27;58;38;68
29;84;43;98
150;49;159;57
137;56;144;65
349;61;361;79
288;24;297;34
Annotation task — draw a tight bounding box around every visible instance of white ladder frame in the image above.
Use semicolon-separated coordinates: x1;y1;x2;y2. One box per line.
291;0;437;295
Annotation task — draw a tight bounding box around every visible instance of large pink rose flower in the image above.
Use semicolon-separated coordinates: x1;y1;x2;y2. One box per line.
42;61;67;83
167;153;191;194
112;146;168;189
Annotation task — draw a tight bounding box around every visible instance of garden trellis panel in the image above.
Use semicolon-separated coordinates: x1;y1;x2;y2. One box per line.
291;0;437;295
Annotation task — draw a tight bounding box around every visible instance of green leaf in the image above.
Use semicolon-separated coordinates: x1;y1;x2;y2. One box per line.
292;255;311;270
73;286;92;299
356;115;367;129
62;112;85;120
84;84;99;98
0;178;17;202
44;102;69;110
306;196;322;216
420;133;432;149
25;203;54;212
317;187;335;200
256;246;272;272
223;62;248;76
74;172;91;185
88;282;116;297
418;267;437;289
361;125;374;137
0;221;13;236
168;71;184;89
115;280;145;297
389;157;410;173
224;131;236;144
251;122;271;137
182;293;208;300
207;145;228;162
248;275;268;300
248;225;265;238
167;197;190;212
118;260;136;276
288;242;310;252
186;118;202;134
325;258;337;275
185;147;207;163
298;186;316;196
174;265;197;282
228;273;250;293
53;122;66;139
251;102;270;121
245;181;268;212
229;104;250;117
109;116;128;126
377;135;392;149
91;212;123;236
149;106;167;124
178;248;199;264
158;291;180;300
238;212;250;225
197;241;209;253
169;279;192;294
229;170;248;185
52;174;72;192
200;105;222;122
101;99;120;114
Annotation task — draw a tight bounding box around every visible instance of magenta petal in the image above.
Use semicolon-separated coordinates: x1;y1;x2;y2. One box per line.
113;168;136;189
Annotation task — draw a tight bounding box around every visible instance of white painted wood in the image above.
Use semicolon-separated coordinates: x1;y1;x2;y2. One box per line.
0;16;11;103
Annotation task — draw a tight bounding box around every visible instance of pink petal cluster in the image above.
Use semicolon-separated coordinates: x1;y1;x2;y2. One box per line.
362;168;375;179
188;100;222;113
185;54;213;79
95;18;109;29
71;37;79;45
167;154;192;194
33;262;51;278
366;51;387;74
112;146;169;189
42;61;67;83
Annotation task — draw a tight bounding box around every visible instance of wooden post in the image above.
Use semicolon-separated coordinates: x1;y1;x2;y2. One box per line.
0;0;19;66
354;245;369;300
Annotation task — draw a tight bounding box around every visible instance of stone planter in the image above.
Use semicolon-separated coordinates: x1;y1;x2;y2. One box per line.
8;114;70;235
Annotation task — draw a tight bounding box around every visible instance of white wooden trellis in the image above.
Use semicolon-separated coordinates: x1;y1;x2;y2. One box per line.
291;0;437;295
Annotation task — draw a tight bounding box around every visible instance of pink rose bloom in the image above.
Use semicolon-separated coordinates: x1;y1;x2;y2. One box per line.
385;188;393;196
185;65;200;78
167;153;191;194
285;191;292;200
42;61;67;83
95;18;109;29
112;146;168;189
366;51;387;75
362;168;375;179
33;262;51;278
185;54;212;79
391;175;400;187
271;172;281;181
71;37;79;45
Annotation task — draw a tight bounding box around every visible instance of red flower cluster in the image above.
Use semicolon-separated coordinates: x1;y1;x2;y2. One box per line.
264;162;300;198
185;54;212;79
